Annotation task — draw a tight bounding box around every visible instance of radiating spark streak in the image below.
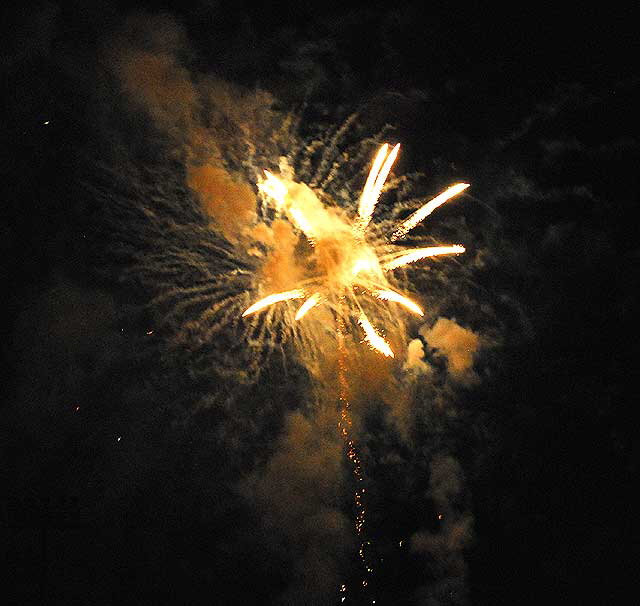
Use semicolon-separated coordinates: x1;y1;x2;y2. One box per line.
390;183;470;241
355;143;400;235
295;292;322;320
357;144;388;224
258;170;287;208
358;312;394;357
383;245;465;270
289;207;315;241
368;143;400;216
242;289;305;316
373;289;424;316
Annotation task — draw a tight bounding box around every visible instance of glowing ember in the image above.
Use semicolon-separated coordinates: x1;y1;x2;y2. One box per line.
358;312;394;358
257;169;287;208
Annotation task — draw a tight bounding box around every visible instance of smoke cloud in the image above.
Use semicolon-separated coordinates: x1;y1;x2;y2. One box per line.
186;164;256;241
404;337;432;376
411;455;473;606
420;318;480;384
104;13;277;242
240;410;351;605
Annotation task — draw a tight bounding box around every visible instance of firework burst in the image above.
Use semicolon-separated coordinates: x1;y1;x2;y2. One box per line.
243;143;468;358
86;104;474;603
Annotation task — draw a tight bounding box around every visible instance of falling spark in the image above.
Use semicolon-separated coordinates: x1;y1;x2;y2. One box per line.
242;289;305;317
373;289;423;316
295;292;322;320
391;182;470;241
358;312;394;358
382;245;465;271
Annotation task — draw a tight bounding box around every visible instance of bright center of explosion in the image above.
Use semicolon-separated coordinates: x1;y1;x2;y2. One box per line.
316;235;382;286
242;144;469;357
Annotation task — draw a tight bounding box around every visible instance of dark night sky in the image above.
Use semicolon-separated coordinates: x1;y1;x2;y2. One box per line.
3;2;638;605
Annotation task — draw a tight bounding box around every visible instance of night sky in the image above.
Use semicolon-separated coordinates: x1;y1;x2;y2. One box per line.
3;3;638;605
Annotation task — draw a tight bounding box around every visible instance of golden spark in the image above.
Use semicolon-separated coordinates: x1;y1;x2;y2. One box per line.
242;289;305;317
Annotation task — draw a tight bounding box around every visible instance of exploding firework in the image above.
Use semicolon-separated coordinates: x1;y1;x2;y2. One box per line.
242;143;468;358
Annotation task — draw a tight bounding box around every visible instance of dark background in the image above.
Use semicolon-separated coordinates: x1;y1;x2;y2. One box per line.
3;2;637;605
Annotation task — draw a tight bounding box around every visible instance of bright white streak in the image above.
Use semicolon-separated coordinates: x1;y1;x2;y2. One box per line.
289;207;315;242
357;144;389;226
242;289;305;317
358;312;394;358
356;144;400;235
258;170;287;209
367;143;400;219
383;245;465;271
373;290;424;316
391;183;470;241
295;292;322;320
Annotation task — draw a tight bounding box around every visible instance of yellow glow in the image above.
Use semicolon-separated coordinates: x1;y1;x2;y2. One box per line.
383;245;465;270
358;312;394;357
258;170;287;208
258;170;316;243
391;183;470;241
351;257;377;276
295;292;322;320
242;289;305;316
288;207;315;241
373;289;423;316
